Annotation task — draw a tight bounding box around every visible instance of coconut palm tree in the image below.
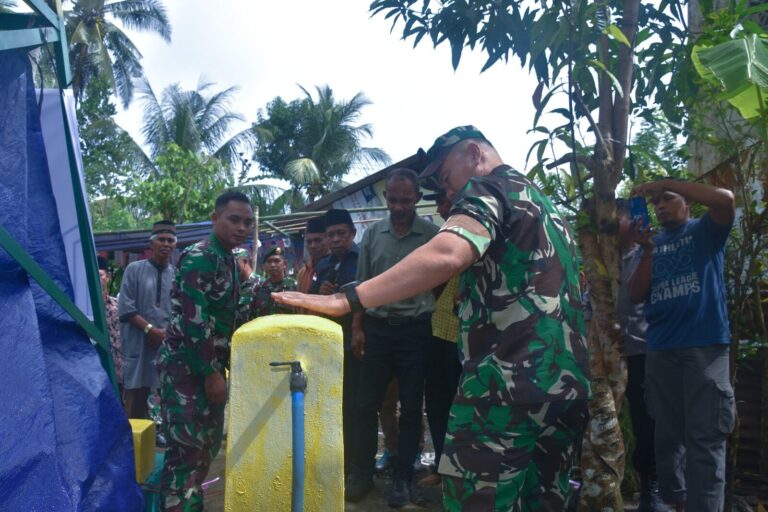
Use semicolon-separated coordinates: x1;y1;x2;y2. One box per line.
137;77;257;178
65;0;171;107
254;85;390;201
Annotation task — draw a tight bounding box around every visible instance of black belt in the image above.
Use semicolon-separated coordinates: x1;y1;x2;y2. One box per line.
366;312;431;326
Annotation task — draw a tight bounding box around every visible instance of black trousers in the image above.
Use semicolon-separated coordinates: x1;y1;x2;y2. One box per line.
354;316;430;480
626;353;657;478
424;336;462;470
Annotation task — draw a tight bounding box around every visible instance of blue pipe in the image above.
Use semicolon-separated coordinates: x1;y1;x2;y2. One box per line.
291;389;305;512
271;361;308;512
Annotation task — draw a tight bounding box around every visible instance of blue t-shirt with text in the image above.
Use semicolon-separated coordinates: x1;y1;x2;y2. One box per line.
644;213;732;350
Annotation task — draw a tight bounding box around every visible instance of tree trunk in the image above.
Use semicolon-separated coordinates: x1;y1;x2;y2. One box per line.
575;0;639;507
577;196;627;512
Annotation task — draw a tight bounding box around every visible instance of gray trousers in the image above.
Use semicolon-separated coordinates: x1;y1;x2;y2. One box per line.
645;345;735;511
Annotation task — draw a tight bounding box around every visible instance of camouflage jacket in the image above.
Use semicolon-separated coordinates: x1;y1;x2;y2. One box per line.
158;234;254;376
248;276;297;318
442;164;591;407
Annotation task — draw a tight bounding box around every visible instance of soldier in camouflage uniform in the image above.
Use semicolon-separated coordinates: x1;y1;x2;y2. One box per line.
248;245;297;318
157;191;256;512
273;126;591;511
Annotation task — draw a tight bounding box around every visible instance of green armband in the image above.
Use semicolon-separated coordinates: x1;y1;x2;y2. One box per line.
440;225;492;256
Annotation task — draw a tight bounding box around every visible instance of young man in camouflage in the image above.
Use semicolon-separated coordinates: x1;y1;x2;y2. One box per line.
157;191;256;512
273;126;591;511
248;245;297;317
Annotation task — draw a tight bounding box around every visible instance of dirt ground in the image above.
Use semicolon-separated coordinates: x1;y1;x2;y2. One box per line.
196;415;647;512
202;450;444;512
201;422;444;512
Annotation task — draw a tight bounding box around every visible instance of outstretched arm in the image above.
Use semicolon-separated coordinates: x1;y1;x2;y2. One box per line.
273;215;483;316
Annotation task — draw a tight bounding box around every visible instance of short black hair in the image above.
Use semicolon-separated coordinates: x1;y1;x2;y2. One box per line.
215;190;251;211
385;168;420;194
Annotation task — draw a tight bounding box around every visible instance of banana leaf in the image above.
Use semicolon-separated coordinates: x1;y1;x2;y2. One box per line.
692;34;768;119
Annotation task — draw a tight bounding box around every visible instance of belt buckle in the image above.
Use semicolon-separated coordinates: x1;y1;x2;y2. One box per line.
387;317;408;326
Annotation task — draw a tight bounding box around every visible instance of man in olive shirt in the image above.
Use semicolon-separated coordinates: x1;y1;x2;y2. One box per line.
348;168;439;507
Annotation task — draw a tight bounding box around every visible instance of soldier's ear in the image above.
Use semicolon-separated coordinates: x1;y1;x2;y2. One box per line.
211;210;218;224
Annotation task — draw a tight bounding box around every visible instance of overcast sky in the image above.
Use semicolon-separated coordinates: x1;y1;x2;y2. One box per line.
114;0;541;181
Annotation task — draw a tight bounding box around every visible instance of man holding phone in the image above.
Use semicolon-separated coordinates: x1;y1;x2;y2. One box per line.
616;199;664;511
629;179;735;512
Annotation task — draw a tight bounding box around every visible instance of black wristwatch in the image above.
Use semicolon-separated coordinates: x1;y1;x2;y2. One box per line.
340;281;364;313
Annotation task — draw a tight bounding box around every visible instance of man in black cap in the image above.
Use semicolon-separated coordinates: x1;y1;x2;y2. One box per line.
273;127;590;511
249;245;297;318
309;208;360;477
296;216;329;294
118;220;177;418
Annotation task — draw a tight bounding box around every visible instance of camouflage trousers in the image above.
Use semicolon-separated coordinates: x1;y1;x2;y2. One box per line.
159;368;225;512
439;399;588;511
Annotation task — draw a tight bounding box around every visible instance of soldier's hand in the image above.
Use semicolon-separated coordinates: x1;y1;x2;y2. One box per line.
205;371;227;404
271;291;350;317
351;327;366;360
146;327;165;349
238;258;253;281
318;280;338;295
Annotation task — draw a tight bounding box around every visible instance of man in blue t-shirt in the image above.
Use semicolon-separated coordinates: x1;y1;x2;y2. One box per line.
629;178;735;512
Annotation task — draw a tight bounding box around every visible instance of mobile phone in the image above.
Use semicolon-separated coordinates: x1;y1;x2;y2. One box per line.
629;196;649;227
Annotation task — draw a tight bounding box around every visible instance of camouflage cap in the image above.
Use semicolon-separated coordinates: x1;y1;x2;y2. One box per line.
418;125;492;180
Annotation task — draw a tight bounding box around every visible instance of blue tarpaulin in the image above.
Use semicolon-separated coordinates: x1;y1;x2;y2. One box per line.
0;49;143;511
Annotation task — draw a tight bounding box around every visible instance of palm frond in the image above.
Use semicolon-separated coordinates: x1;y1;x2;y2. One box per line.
213;127;258;169
107;0;172;42
285;158;321;186
104;29;144;106
137;76;170;155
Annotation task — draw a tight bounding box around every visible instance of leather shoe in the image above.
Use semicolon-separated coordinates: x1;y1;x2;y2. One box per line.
417;472;441;487
345;473;373;503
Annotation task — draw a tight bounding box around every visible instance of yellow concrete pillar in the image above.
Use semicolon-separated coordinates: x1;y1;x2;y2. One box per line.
129;418;156;483
224;315;344;512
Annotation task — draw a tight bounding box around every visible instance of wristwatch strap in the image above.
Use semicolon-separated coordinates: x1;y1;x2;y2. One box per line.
340;281;364;313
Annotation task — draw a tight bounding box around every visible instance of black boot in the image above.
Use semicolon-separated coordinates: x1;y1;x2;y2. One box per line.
345;472;373;503
388;476;411;508
638;476;666;512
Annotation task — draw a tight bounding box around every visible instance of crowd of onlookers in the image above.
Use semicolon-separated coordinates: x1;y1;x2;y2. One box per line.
99;124;735;512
